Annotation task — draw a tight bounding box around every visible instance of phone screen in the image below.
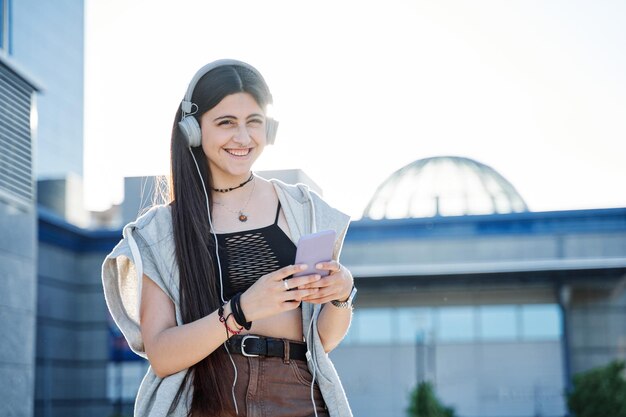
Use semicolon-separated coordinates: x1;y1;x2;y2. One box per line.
292;229;336;278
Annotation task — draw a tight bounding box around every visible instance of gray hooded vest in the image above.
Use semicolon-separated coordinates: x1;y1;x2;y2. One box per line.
101;178;353;417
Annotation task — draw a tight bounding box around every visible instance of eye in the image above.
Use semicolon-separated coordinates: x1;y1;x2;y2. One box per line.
247;118;263;126
218;119;236;127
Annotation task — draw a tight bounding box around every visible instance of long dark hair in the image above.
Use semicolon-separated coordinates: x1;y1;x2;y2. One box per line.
166;64;272;417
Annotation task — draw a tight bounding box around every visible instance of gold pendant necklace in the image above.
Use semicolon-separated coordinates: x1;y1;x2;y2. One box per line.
214;176;256;222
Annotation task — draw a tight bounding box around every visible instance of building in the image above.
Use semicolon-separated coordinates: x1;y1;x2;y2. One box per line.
36;206;113;417
11;0;87;225
19;153;626;417
0;1;90;416
2;4;624;412
11;0;84;180
0;4;41;416
330;156;626;417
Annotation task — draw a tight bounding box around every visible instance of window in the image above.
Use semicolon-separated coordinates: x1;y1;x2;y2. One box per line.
396;308;434;343
521;304;561;340
438;307;476;342
354;308;393;344
479;305;518;341
341;304;562;346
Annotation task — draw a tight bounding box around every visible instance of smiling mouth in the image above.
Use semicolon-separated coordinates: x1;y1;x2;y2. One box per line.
225;148;252;157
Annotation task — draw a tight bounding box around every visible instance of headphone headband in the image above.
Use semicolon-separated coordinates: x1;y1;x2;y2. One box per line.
179;59;278;147
181;59;273;115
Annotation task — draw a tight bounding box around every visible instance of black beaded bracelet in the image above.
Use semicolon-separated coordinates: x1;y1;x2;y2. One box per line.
231;293;252;330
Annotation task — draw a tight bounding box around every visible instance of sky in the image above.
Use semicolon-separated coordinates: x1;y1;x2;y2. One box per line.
83;0;626;220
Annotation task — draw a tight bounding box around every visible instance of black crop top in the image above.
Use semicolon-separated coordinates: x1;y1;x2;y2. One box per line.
211;202;297;300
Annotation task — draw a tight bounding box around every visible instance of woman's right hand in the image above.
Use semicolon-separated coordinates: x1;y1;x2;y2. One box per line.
239;264;321;322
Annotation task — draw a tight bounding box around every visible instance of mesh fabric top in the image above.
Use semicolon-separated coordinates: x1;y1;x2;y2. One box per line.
211;201;297;300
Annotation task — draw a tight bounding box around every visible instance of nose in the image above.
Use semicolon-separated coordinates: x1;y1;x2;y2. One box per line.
233;124;252;146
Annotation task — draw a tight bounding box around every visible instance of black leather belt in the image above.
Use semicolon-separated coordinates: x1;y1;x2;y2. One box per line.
226;334;308;361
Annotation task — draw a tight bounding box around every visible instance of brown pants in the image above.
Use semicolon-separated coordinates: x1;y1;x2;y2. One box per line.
221;343;329;417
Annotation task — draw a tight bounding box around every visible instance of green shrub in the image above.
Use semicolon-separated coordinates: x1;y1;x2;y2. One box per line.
567;360;626;417
407;381;455;417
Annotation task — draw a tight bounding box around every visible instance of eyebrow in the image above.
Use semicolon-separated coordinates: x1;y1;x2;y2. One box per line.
213;113;265;122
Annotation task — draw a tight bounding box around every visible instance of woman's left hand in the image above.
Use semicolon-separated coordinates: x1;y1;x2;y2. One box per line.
298;261;353;304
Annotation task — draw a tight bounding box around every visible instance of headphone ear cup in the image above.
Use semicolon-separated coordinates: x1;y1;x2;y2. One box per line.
178;116;202;147
266;118;279;145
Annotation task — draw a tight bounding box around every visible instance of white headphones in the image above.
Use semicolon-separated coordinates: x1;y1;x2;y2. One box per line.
178;59;279;147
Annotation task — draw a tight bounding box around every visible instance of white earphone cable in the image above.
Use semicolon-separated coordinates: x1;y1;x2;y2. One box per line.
225;346;239;415
306;312;320;417
304;187;320;417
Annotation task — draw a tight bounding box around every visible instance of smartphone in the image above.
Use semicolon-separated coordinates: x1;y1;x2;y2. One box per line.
292;229;336;278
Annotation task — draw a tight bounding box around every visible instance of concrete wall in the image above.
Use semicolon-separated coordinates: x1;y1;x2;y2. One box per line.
0;51;40;417
332;341;565;417
37;175;88;228
0;202;37;417
121;176;166;228
568;282;626;374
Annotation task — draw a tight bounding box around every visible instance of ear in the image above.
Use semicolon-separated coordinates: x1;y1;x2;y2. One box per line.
179;116;202;147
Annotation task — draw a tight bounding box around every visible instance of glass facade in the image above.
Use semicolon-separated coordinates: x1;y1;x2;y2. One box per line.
0;0;6;52
343;304;562;345
11;0;84;178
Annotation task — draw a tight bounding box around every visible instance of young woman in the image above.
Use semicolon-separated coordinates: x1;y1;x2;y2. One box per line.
102;59;357;417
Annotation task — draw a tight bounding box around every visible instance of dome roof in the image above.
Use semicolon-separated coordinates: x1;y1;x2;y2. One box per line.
363;156;528;219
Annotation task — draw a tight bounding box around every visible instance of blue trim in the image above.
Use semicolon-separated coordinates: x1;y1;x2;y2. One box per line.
38;205;122;253
39;205;626;252
347;207;626;242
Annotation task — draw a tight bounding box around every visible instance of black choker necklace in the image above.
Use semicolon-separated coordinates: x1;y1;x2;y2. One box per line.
212;172;254;193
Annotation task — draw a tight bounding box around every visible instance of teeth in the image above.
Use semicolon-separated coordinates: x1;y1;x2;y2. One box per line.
226;148;250;156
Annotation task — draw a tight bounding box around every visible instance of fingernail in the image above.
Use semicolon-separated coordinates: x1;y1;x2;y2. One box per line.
300;264;308;270
316;263;323;269
315;274;321;280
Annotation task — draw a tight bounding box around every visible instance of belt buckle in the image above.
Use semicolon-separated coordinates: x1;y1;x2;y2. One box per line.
241;335;260;357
